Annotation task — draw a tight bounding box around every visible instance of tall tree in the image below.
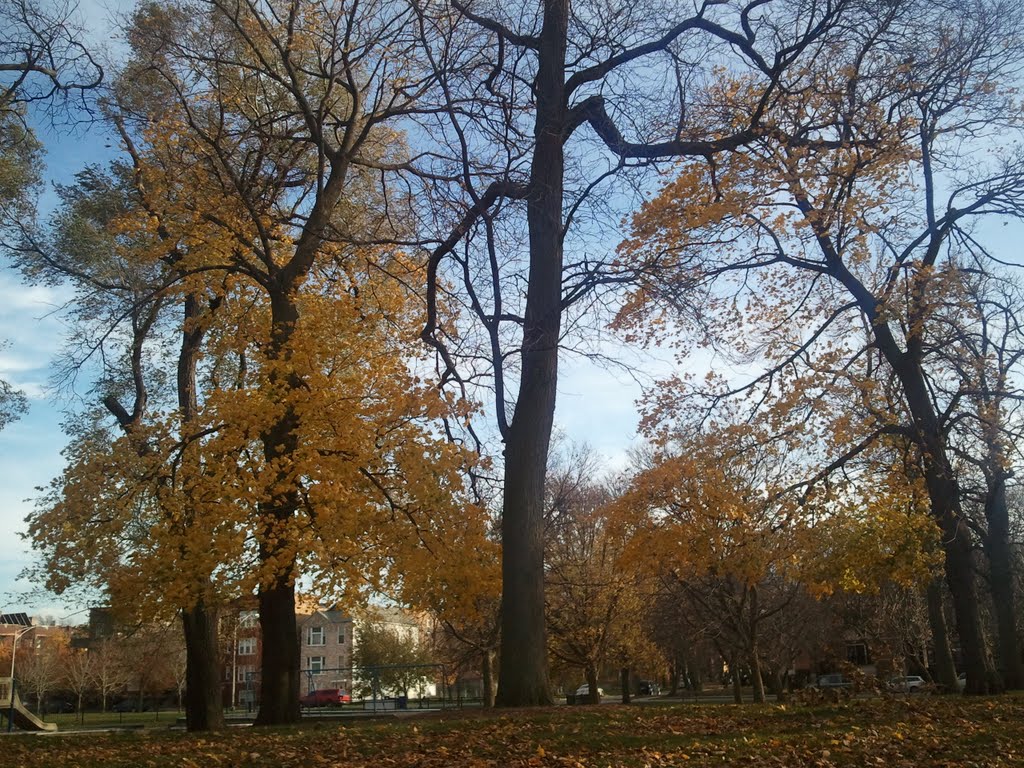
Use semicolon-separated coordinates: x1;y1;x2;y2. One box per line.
617;0;1024;693
102;0;480;725
933;269;1024;689
17;159;230;730
419;0;864;706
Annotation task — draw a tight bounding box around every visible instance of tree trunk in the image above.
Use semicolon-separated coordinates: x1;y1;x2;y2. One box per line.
177;294;225;732
181;599;225;731
730;654;742;704
749;588;766;704
255;290;304;725
983;476;1024;690
254;576;300;725
749;654;765;703
584;665;600;704
620;667;631;705
691;647;705;692
482;649;496;707
925;578;958;691
770;669;787;703
891;356;992;693
495;0;568;709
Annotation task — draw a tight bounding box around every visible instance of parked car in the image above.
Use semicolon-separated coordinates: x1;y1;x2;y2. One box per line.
638;680;660;696
42;697;75;714
574;684;604;699
300;688;351;707
888;675;926;693
814;674;851;689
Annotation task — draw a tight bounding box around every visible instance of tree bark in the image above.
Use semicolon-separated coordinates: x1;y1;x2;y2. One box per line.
620;667;631;704
668;658;679;696
495;0;568;709
177;292;226;731
481;649;496;707
925;578;958;691
983;475;1024;690
254;576;300;725
691;647;705;692
583;664;600;704
181;600;225;731
255;288;305;725
881;333;991;692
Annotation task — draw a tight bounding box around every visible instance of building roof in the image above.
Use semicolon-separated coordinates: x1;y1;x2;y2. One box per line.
0;612;31;627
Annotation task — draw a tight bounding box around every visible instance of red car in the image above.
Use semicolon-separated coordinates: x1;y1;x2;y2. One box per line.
300;688;351;707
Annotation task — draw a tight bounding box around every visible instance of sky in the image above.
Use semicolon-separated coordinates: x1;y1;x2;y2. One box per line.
4;0;1023;624
0;0;675;618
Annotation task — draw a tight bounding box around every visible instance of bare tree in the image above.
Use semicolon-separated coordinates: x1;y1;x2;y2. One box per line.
64;646;95;722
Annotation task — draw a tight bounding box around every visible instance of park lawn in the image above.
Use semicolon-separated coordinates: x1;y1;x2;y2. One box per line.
4;696;1021;767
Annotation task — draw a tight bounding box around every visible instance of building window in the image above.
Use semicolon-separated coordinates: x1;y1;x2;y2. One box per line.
308;656;325;673
846;642;870;666
308;626;325;646
239;612;258;629
237;665;254;682
238;637;256;656
338;630;345;644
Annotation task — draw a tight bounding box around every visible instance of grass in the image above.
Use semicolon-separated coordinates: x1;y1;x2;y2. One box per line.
3;695;1022;767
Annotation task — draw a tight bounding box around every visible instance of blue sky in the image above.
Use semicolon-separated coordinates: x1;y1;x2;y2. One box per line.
0;112;667;619
6;0;1022;625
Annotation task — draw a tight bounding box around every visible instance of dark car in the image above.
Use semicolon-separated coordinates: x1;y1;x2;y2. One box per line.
815;674;851;689
300;688;352;707
638;680;660;696
42;697;75;714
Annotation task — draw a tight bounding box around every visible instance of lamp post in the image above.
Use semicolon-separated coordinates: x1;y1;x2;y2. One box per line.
6;625;34;732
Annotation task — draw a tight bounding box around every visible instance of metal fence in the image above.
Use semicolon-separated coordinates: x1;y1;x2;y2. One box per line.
301;664;450;712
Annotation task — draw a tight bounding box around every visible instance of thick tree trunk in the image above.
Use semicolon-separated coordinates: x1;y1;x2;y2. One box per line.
691;647;705;692
181;600;225;731
482;649;496;707
983;476;1024;690
584;665;600;704
891;357;992;693
932;470;991;694
254;289;305;725
254;577;300;725
750;659;766;704
495;0;568;709
925;578;957;691
620;667;631;704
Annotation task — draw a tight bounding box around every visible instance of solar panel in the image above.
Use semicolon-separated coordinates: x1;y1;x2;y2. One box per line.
0;613;31;627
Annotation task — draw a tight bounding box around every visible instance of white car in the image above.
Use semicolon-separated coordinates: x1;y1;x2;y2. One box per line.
575;684;604;698
888;675;926;692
